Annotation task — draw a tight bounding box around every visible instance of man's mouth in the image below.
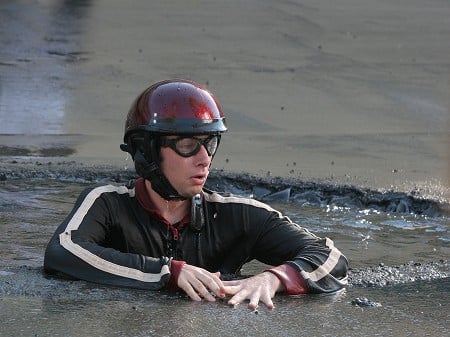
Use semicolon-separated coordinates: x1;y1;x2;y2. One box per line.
191;173;207;184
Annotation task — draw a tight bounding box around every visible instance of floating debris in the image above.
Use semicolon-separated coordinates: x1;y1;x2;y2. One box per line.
351;297;382;308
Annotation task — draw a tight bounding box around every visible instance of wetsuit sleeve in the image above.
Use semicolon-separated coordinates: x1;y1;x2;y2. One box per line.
44;184;171;290
265;264;307;294
252;208;349;294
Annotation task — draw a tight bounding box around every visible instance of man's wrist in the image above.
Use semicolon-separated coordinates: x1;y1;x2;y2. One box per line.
264;271;285;292
167;259;186;290
265;264;307;295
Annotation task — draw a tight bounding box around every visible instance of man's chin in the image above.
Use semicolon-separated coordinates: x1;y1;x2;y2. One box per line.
182;187;204;198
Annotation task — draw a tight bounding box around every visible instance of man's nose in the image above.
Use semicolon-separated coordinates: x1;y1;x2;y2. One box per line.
195;144;212;165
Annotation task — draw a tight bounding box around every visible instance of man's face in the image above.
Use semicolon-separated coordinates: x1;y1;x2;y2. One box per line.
159;135;213;198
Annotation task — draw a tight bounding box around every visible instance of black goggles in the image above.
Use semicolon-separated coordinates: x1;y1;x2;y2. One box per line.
160;135;220;157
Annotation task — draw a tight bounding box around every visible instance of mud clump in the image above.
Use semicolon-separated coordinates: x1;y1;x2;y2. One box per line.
351;297;382;308
348;260;449;288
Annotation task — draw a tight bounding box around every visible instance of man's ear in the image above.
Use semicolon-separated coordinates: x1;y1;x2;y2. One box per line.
121;132;147;159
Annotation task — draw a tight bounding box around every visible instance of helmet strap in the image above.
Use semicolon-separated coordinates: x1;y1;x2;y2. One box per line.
133;139;187;201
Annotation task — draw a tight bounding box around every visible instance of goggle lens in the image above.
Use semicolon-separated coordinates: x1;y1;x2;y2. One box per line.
161;135;220;157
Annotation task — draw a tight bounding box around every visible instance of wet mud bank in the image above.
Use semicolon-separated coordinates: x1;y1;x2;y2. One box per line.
0;260;448;299
1;159;448;217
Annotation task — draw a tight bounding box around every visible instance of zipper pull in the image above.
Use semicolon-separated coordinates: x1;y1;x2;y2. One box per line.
172;227;179;241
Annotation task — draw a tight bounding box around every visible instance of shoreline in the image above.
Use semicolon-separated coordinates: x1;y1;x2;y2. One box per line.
1;156;448;217
1;129;448;203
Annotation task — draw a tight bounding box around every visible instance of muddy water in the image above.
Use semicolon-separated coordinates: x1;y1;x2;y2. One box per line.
0;280;448;337
0;176;448;336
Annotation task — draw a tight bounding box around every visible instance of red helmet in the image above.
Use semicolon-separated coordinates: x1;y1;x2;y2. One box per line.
124;79;227;141
120;79;227;200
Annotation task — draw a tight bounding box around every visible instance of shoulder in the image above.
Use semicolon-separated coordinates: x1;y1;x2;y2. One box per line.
77;180;137;203
203;188;278;213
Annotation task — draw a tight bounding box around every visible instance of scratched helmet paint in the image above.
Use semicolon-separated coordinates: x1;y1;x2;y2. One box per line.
124;79;227;141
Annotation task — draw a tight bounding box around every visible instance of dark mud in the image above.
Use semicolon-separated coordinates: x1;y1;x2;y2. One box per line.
0;145;76;157
347;260;449;288
1;159;448;217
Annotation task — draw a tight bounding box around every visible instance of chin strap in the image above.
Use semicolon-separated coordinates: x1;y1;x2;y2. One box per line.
133;142;187;201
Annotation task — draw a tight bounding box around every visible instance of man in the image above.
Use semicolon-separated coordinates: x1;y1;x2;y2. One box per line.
44;79;348;309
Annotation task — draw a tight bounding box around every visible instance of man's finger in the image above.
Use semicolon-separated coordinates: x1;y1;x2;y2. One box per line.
179;280;202;301
222;280;242;287
248;293;260;310
227;288;250;306
259;293;275;309
190;278;216;302
197;273;225;299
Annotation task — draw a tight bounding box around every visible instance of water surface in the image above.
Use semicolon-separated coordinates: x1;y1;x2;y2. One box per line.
1;279;448;337
0;176;448;336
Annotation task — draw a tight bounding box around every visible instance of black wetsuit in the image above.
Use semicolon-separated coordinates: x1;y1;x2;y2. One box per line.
44;178;348;294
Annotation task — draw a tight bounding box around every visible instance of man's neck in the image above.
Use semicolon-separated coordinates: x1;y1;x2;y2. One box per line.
145;180;190;224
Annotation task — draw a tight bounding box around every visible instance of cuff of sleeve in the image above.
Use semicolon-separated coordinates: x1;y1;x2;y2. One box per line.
167;260;186;291
265;264;308;295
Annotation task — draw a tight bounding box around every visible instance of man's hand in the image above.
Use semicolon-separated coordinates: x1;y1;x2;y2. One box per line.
177;264;226;302
222;272;285;309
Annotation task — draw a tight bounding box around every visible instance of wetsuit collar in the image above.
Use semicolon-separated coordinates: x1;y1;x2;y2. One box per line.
135;177;190;227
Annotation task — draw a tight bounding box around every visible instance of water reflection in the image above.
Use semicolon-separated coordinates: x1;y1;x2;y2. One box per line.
272;202;449;266
0;179;83;268
0;0;92;135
